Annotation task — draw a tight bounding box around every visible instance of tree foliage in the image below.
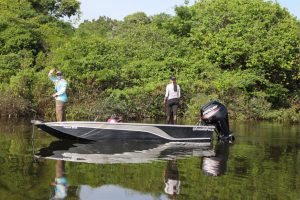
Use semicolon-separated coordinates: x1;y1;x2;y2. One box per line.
27;0;80;18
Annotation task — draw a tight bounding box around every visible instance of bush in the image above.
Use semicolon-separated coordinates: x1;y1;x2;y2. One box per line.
0;87;30;119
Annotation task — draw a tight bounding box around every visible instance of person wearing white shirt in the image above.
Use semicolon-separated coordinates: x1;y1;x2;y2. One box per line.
164;76;180;124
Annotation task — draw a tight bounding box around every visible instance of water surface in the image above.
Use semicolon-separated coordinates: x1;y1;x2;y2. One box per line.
0;121;299;200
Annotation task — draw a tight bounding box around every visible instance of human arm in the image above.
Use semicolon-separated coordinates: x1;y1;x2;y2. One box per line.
178;85;181;98
164;85;169;104
48;69;57;82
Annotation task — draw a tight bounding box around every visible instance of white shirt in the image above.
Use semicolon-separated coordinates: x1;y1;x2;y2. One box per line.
165;83;180;100
164;179;181;195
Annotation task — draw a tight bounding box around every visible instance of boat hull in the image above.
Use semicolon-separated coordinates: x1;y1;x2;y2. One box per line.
32;121;215;141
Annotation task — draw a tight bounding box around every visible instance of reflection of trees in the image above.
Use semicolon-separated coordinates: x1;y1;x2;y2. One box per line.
0;123;80;200
69;163;166;197
0;123;52;199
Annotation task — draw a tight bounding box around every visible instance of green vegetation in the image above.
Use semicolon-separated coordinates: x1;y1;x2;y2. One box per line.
0;0;299;122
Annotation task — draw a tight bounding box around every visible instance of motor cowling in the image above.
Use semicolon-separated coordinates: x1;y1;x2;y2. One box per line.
200;100;230;138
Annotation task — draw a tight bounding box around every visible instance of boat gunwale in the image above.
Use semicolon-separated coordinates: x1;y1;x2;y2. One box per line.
42;121;215;129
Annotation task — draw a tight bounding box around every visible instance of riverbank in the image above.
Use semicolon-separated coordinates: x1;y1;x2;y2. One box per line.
1;0;299;123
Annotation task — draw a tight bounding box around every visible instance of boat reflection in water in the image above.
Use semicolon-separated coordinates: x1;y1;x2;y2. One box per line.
37;140;214;199
164;159;180;200
35;140;214;164
35;140;230;199
201;141;230;176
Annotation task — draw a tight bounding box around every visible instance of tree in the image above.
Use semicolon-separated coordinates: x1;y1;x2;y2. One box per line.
27;0;80;18
187;0;300;106
76;16;116;37
124;12;151;25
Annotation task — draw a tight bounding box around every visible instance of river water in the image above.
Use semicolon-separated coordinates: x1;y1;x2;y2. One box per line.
0;121;299;200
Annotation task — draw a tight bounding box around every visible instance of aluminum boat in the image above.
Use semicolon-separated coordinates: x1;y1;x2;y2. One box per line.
32;100;234;142
32;120;214;141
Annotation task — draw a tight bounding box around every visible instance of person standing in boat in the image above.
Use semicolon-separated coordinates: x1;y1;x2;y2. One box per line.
164;76;181;124
48;69;68;122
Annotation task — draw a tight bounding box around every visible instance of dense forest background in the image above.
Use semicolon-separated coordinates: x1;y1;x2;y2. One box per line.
0;0;299;123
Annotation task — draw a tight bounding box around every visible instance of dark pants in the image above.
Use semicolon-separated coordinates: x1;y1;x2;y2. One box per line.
56;100;66;122
166;98;179;124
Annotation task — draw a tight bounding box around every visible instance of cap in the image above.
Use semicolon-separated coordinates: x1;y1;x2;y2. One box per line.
56;70;62;76
170;76;176;80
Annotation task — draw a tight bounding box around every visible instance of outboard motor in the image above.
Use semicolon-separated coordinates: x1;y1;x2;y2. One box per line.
200;100;234;141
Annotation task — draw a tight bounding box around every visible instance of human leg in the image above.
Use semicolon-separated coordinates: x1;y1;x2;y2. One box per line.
172;104;178;125
166;102;173;124
56;100;66;122
166;106;170;124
